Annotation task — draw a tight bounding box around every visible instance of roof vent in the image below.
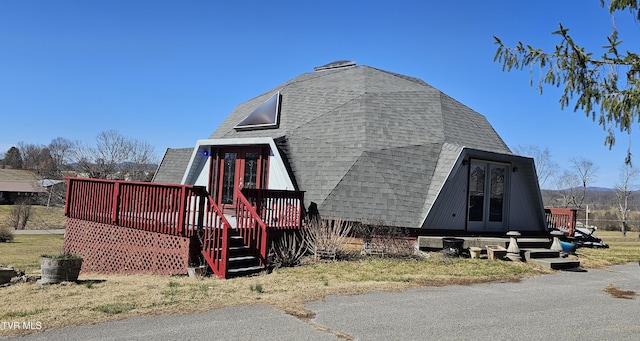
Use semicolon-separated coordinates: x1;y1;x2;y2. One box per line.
314;60;356;72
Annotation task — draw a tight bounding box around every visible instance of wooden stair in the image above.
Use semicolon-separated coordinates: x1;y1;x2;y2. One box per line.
225;233;264;277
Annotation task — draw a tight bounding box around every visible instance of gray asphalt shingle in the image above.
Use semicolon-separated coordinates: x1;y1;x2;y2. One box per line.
204;64;512;227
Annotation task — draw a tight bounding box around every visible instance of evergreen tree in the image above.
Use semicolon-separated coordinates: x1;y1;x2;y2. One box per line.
2;146;23;169
494;0;640;164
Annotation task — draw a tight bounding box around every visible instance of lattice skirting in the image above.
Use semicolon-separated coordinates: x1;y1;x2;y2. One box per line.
64;218;192;275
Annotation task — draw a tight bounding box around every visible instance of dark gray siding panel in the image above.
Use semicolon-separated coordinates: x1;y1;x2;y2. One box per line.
507;160;546;231
422;165;468;230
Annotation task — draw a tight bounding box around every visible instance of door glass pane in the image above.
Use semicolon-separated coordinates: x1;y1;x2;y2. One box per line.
221;153;237;204
489;166;505;222
243;152;260;189
468;163;485;221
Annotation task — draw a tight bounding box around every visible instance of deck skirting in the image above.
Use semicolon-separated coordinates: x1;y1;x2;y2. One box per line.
64;218;191;275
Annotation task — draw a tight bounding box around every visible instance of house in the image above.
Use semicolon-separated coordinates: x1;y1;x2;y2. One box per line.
0;169;47;204
64;61;550;278
154;61;546;235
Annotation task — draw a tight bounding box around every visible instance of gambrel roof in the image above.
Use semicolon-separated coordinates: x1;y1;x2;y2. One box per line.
209;63;514;227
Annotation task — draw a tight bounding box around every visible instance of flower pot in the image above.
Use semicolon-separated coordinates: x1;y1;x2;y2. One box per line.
486;245;507;260
40;256;83;284
560;241;577;254
0;267;17;285
469;247;482;259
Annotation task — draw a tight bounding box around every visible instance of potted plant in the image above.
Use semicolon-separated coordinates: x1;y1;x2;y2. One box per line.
39;253;83;284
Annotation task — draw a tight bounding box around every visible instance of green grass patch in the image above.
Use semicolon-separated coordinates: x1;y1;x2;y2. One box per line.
1;308;49;318
92;302;136;315
0;234;64;273
249;283;264;293
576;231;640;268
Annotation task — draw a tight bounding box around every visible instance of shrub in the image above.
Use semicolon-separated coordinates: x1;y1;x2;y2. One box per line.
9;199;32;230
303;218;353;260
0;223;13;242
354;222;416;258
41;253;83;260
269;231;308;268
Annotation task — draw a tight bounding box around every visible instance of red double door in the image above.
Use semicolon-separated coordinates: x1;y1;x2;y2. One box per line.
211;146;269;211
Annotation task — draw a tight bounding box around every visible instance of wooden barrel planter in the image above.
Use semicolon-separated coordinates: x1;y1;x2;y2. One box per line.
40;255;83;284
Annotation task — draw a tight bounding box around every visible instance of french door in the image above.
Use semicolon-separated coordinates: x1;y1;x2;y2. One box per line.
467;160;509;232
214;146;268;211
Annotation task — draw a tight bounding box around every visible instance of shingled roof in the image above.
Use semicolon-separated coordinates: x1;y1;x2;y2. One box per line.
209;63;513;227
152;148;193;184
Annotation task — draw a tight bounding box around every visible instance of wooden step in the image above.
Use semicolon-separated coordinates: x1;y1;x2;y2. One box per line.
228;255;257;262
529;258;581;270
227;265;264;277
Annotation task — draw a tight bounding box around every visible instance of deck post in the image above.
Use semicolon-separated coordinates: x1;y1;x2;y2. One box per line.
112;181;120;225
178;186;186;236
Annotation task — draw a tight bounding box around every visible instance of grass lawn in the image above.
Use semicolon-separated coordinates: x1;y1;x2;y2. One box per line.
0;235;65;273
1;230;638;337
0;205;66;230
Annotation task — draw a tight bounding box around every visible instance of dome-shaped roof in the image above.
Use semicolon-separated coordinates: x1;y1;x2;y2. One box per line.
210;64;511;227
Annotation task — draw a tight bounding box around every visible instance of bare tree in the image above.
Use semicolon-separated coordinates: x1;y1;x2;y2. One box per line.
568;157;598;209
71;130;157;180
17;142;45;171
9;198;32;230
513;145;557;188
48;137;77;174
123;139;157;181
553;170;580;207
614;164;639;237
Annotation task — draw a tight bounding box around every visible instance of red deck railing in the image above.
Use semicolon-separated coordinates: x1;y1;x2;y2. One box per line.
545;208;577;236
191;187;232;279
64;177;305;278
235;189;269;265
240;188;305;230
65;177;199;237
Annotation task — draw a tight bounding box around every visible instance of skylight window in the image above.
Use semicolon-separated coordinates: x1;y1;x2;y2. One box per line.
234;92;281;130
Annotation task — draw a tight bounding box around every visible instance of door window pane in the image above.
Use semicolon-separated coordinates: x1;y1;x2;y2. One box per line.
468;163;485;221
489;166;505;222
243;152;260;189
221;153;237;204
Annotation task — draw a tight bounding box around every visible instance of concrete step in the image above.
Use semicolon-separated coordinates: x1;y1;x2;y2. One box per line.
522;248;561;261
529;258;580;270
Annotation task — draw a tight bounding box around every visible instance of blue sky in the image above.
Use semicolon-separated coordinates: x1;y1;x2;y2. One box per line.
1;1;638;188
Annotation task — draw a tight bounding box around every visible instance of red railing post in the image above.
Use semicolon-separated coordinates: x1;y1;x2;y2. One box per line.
64;178;73;217
112;181;120;225
178;185;186;236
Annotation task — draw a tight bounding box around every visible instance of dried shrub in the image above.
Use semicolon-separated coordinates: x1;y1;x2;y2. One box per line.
303;218;354;260
9;199;32;230
0;223;14;242
269;231;308;268
354;222;416;258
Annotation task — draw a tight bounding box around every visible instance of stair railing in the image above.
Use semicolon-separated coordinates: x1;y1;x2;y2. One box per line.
235;188;269;266
193;187;233;279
